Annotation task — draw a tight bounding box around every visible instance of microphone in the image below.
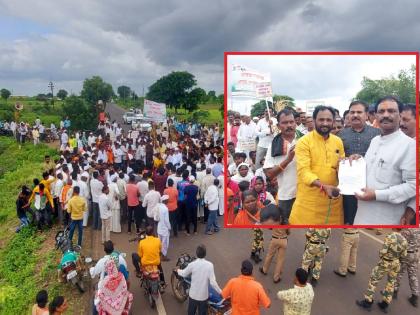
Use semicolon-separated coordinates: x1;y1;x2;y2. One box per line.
331;189;340;198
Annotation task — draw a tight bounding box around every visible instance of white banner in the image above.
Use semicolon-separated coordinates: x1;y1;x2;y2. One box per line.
255;82;273;99
228;64;272;115
144;99;167;122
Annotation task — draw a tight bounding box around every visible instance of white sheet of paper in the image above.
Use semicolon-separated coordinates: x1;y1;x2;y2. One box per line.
338;158;366;195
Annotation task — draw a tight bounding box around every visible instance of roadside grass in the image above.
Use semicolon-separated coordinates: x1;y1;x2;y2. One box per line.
0;136;86;314
0;97;63;126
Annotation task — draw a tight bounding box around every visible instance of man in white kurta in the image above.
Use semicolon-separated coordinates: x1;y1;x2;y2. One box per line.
237;116;257;156
109;177;122;233
353;97;416;224
157;195;171;260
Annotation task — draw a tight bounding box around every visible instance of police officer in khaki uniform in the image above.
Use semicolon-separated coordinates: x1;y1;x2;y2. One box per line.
394;228;420;307
356;228;408;313
259;228;289;283
333;228;359;277
301;228;331;287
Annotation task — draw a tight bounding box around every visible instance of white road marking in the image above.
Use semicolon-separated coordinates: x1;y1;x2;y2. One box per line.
156;294;167;315
359;229;383;244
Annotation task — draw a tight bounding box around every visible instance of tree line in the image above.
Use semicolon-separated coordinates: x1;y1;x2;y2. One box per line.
1;71;225;130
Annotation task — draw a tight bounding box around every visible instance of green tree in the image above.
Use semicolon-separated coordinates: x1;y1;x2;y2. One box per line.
191;110;210;124
355;65;416;104
57;89;68;100
146;71;196;113
217;93;224;117
62;95;97;130
208;90;216;98
184;87;207;112
1;89;11;104
117;85;132;100
81;76;115;108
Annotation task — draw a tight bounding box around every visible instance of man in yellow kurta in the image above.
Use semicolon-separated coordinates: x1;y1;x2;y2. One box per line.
289;106;345;225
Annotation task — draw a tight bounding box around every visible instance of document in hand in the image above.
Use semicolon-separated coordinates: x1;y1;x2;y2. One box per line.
338;158;366;195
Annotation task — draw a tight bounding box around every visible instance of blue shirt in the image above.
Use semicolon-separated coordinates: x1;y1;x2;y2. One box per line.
212;163;223;178
177;180;190;201
184;184;199;206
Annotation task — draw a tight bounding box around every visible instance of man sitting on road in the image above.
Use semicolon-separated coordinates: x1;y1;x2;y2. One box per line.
132;225;166;286
222;260;271;315
177;244;222;315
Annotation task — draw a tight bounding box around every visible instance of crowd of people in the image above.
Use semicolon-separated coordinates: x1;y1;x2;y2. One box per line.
5;96;418;315
226;96;416;226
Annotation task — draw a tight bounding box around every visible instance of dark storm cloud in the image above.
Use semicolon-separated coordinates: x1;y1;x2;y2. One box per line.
0;0;419;95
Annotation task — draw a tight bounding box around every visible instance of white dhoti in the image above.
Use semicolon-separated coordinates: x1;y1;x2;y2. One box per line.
158;234;169;256
83;201;90;227
111;208;121;233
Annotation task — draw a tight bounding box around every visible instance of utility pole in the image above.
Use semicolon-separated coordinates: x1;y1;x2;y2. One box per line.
48;81;55;108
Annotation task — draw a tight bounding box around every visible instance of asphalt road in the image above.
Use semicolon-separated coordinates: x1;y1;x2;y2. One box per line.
89;226;418;315
106;102;133;133
89;104;419;315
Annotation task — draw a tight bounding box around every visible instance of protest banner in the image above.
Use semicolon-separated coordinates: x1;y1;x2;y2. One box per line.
144;99;167;122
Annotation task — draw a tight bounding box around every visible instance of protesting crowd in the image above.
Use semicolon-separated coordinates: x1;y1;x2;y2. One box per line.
226;96;416;226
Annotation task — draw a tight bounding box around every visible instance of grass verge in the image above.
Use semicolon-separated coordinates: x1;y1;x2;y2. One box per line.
0;136;88;314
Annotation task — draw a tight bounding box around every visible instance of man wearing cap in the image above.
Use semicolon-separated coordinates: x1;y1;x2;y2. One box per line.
157;195;171;261
222;260;271;314
184;176;199;235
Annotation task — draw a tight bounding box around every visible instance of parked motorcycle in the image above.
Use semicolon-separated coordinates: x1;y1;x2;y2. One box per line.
171;253;232;315
55;226;92;293
129;230;163;308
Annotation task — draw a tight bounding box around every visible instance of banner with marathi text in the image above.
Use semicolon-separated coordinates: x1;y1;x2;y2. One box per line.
144;99;167;122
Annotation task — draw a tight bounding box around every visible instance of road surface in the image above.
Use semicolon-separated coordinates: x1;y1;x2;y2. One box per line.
87;104;419;315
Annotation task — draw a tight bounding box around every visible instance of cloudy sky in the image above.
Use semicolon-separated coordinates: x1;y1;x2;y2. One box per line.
0;0;419;96
227;54;416;115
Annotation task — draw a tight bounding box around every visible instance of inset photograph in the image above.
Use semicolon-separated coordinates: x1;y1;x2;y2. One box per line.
225;52;418;227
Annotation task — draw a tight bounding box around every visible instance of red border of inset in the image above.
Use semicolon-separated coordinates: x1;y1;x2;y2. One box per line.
223;51;419;229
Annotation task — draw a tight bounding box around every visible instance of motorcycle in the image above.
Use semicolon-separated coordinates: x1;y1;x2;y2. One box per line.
55;226;92;293
171;253;232;315
129;230;163;308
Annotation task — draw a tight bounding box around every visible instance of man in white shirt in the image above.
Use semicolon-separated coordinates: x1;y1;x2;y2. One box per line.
256;108;277;170
88;132;96;146
90;171;104;230
353;96;416;224
296;111;308;135
98;186;112;244
204;179;220;235
263;109;298;221
78;174;90;227
157;195;171;261
177;245;222;315
142;181;161;229
60;130;68;151
237;116;257;157
113;143;124;169
277;268;314;315
172;148;183;166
